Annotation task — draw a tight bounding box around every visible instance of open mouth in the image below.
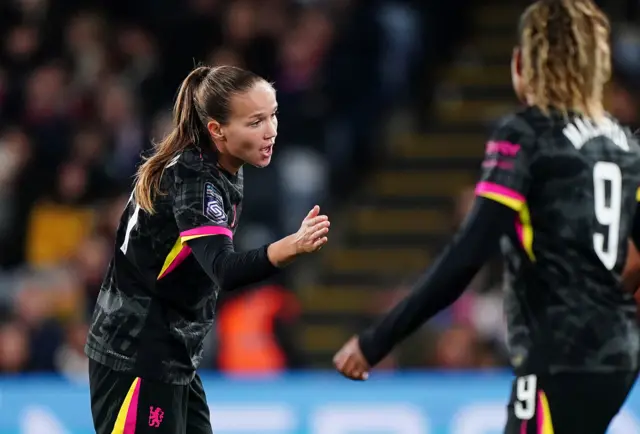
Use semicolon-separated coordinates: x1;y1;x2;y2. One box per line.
260;145;273;156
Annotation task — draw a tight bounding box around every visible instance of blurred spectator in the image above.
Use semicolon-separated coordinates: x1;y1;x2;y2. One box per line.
13;279;65;371
54;320;89;383
432;325;480;369
64;11;109;98
0;320;30;373
0;127;32;251
215;281;305;373
25;162;95;268
72;234;111;316
609;24;640;130
98;80;147;185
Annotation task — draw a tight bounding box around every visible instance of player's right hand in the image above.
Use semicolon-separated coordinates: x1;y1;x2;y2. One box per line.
293;205;330;254
333;336;370;381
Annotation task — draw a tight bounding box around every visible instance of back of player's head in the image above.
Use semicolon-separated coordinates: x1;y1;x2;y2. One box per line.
516;0;611;118
134;65;265;214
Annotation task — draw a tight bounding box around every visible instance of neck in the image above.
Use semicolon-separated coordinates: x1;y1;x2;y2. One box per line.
525;94;605;119
217;153;243;175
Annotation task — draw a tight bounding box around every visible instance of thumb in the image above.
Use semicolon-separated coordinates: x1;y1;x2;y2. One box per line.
305;205;320;219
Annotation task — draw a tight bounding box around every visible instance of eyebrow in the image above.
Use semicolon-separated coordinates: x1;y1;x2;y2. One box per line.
249;105;279;119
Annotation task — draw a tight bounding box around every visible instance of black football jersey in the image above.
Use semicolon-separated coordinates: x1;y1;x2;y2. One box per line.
85;145;243;384
475;106;640;374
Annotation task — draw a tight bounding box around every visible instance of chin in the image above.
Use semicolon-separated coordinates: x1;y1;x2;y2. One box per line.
250;156;272;168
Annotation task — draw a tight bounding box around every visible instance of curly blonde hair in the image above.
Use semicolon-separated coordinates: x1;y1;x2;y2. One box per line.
518;0;611;118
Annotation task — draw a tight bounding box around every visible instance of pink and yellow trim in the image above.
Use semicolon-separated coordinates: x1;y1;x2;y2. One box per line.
111;377;141;434
515;204;535;261
520;390;554;434
157;226;233;280
475;181;525;212
475;181;535;261
536;391;554;434
180;225;233;242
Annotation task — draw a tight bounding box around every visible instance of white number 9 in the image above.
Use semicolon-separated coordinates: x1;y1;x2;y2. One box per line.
593;161;622;270
514;375;537;420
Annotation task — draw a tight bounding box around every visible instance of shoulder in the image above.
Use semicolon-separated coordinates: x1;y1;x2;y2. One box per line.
170;146;222;186
603;113;640;157
621;123;640;156
488;109;538;153
493;108;538;136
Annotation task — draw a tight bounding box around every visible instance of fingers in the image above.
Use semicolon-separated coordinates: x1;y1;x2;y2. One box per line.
313;236;328;249
309;221;330;236
306;205;320;219
334;355;369;381
308;221;329;250
333;338;370;381
306;215;328;226
296;209;330;253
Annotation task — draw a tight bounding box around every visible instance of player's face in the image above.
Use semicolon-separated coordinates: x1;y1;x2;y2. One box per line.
212;81;278;169
511;47;526;103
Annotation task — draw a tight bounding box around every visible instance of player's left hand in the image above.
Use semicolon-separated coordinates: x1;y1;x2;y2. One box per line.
333;336;370;381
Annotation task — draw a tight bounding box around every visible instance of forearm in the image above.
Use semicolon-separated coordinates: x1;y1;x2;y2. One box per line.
358;198;515;365
189;236;280;291
267;234;298;267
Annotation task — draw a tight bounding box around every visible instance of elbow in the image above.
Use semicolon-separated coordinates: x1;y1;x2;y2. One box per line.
211;265;236;292
211;252;235;292
216;275;239;292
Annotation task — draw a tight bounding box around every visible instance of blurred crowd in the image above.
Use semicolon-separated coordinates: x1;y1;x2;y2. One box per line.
0;0;439;379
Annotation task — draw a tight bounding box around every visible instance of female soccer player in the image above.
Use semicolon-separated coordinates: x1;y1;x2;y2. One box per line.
334;1;640;433
86;65;330;434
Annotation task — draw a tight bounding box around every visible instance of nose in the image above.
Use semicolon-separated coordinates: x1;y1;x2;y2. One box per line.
265;117;277;140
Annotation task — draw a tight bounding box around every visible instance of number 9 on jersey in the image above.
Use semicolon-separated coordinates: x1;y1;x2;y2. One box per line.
593;161;622;271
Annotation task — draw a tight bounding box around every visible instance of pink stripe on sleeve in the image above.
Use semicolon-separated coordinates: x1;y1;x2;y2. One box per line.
123;378;141;434
158;246;192;280
475;181;525;202
180;225;233;239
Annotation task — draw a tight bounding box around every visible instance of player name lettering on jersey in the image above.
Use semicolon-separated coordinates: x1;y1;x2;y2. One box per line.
563;117;629;151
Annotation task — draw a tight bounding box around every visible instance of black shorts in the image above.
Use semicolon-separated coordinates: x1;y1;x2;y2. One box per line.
89;359;212;434
504;372;638;434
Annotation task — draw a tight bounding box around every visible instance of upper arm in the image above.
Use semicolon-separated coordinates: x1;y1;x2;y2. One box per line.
475;116;534;213
172;170;233;244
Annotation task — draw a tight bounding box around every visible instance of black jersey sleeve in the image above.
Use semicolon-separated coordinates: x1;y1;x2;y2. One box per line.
187;236;279;292
475;115;535;212
357;197;516;366
173;169;233;242
172;167;279;291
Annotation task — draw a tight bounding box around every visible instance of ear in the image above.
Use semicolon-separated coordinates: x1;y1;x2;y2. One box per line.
207;120;225;141
512;47;522;75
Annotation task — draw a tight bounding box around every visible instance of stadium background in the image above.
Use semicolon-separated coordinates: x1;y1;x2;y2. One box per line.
0;0;639;432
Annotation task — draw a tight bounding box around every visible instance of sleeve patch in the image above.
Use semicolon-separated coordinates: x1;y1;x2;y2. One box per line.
204;182;227;224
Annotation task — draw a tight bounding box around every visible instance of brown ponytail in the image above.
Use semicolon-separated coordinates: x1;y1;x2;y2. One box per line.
134;66;210;214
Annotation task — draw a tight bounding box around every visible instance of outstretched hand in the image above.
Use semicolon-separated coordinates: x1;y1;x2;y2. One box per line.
333;336;370;381
293;205;330;254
